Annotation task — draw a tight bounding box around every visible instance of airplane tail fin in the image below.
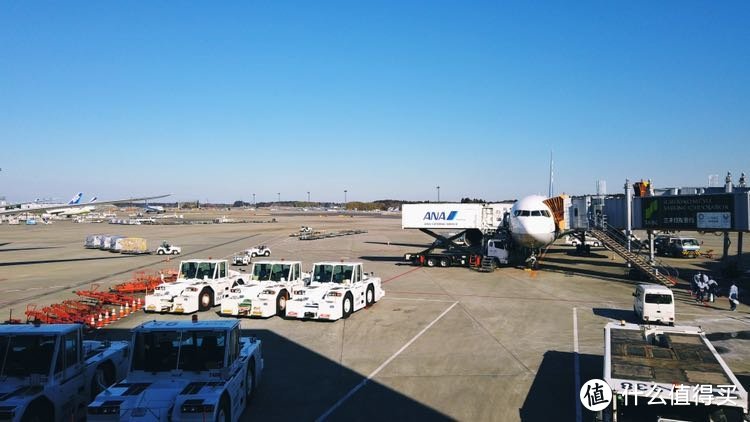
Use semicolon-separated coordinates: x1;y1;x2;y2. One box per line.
89;196;98;203
548;151;554;198
68;192;83;205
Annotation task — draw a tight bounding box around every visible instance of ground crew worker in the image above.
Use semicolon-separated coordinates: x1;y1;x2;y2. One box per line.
729;283;739;311
708;278;718;302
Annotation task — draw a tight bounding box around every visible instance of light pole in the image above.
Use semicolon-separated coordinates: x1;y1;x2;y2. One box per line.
277;192;281;203
307;191;310;202
344;190;348;207
436;186;440;202
252;193;255;207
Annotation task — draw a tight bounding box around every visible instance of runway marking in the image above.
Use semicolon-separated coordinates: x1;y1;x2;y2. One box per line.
383;296;456;303
316;301;459;422
573;307;581;422
381;266;421;284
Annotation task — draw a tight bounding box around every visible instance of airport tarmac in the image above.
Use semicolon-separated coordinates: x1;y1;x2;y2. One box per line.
1;212;749;421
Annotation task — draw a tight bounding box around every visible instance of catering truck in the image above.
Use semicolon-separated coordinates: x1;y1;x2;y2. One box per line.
0;323;129;422
88;319;263;422
599;322;748;422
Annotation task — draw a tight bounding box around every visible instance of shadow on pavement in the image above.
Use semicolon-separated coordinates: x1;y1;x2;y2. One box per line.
86;327;452;421
592;307;639;324
520;350;601;422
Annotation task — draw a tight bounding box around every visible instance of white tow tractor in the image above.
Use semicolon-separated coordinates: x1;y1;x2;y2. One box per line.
144;259;244;314
88;319;263;422
155;241;181;255
245;245;271;258
221;260;309;318
0;323;129;422
285;262;385;321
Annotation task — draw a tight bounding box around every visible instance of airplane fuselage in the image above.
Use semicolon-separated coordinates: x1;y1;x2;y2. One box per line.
508;195;557;250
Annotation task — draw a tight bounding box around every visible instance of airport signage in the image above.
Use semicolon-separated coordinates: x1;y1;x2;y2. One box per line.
697;212;732;229
641;194;734;230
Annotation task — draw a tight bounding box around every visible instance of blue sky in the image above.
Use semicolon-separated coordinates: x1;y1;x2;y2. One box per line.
1;1;748;203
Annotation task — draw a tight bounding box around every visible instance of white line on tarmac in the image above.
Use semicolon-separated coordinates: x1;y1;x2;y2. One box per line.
573;307;581;422
383;296;456;303
316;301;459;422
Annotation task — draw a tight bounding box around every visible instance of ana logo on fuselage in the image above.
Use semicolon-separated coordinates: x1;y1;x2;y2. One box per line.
423;211;458;221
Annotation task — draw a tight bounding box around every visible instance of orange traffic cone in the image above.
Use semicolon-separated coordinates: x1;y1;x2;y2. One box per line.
132;299;137;311
136;298;142;310
97;313;104;329
110;308;118;322
125;302;131;315
104;310;110;325
90;315;96;329
119;305;125;319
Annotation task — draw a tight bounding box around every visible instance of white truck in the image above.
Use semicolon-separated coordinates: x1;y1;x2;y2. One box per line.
0;323;129;422
221;260;309;318
232;246;271;266
245;245;271;258
285;262;385;321
144;259;244;314
600;322;748;422
155;241;181;255
88;319;263;422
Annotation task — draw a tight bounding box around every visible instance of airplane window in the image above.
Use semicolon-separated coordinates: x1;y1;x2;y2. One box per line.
541;210;551;217
514;210;521;217
531;211;541;216
521;210;531;216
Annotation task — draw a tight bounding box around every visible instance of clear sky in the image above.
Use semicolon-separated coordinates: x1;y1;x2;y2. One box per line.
1;1;748;203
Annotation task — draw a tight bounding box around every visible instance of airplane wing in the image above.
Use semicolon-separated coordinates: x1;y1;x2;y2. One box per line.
0;194;171;215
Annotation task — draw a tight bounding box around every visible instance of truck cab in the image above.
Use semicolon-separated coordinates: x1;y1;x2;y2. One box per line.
0;324;129;422
286;262;385;320
144;259;244;314
221;260;309;318
88;320;263;422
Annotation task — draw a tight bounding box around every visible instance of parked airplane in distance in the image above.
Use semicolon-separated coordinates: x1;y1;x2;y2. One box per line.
47;195;99;217
0;194;171;216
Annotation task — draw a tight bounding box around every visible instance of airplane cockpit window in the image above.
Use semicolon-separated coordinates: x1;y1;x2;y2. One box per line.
521;210;531;216
531;210;542;216
514;210;521;217
541;210;551;217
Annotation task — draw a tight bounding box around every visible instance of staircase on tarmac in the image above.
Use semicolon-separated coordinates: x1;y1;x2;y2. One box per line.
476;256;497;273
586;225;679;287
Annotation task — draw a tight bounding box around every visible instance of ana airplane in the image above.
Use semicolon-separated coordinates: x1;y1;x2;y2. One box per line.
0;194;171;216
507;194;557;267
47;195;99;217
143;203;165;214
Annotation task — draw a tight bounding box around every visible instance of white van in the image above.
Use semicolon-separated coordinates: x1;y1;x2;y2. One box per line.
633;284;675;325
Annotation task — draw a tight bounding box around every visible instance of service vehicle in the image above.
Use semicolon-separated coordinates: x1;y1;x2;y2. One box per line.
599;322;748;422
632;283;675;325
155;241;181;255
286;262;384;320
655;236;701;258
564;234;601;247
221;260;308;318
232;254;252;266
245;245;271;258
405;237;510;268
144;259;244;314
88;319;263;422
0;323;129;422
84;234;106;249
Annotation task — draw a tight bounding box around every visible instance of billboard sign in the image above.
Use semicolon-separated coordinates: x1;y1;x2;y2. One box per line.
641;194;734;230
